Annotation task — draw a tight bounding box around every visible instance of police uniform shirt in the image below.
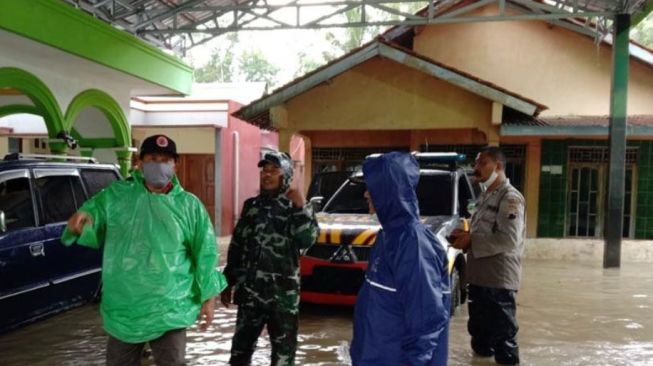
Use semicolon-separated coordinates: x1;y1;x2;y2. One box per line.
466;179;525;291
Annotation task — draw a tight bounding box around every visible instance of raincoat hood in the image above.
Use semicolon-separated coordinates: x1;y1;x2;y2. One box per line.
259;151;294;194
363;152;420;229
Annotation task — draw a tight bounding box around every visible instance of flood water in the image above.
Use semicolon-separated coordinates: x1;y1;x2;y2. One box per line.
1;260;652;365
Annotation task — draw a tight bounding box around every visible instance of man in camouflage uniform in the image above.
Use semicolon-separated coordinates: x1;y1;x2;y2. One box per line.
221;151;319;366
450;146;525;365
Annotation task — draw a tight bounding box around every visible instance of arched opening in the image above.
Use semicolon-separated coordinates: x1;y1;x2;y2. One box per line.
0;85;50;157
65;89;132;175
0;68;66;154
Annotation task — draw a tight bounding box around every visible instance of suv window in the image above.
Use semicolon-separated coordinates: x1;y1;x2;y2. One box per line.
0;176;35;231
416;173;454;216
324;180;368;214
36;175;85;224
323;172;455;216
82;169;119;197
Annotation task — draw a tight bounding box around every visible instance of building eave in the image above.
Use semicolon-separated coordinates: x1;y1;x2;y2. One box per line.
0;0;193;95
235;38;546;127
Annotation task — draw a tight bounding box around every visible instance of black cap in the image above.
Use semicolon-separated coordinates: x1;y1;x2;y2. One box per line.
139;135;178;159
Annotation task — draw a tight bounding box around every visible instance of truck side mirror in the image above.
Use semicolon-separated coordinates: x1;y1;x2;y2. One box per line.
309;196;324;212
0;210;6;233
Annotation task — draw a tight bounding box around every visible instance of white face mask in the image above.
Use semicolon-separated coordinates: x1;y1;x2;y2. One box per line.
480;170;498;190
142;161;175;188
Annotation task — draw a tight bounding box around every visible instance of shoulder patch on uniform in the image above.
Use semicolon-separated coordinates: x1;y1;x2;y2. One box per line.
502;192;523;219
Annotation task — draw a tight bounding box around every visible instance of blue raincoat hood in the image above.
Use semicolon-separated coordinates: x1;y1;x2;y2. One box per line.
363;152;420;229
351;151;450;366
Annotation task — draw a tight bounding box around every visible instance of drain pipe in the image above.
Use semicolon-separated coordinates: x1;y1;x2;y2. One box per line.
232;131;240;229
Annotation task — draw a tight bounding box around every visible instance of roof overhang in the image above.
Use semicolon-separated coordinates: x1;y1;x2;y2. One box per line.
502;115;653;136
502;124;653;136
0;0;193;95
235;38;546;127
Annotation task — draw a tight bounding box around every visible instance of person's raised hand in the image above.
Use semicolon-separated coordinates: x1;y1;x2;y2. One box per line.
286;188;306;209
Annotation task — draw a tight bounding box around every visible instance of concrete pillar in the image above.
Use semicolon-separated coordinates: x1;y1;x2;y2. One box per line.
525;140;541;238
0;136;8;156
604;13;630;268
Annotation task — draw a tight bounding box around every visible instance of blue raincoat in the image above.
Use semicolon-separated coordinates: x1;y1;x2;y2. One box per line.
350;152;450;366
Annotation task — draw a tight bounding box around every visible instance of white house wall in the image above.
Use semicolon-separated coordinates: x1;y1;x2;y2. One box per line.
74;107;115;138
130;110;229;127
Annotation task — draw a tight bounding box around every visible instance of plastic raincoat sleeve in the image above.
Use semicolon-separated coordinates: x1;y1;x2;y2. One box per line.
394;230;449;365
190;201;227;302
61;190;108;249
289;204;319;250
471;191;525;259
223;199;252;287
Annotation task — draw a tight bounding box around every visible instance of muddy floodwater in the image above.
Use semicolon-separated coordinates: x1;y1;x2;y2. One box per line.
1;259;652;365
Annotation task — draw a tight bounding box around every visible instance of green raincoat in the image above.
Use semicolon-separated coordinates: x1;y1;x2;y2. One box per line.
62;170;227;343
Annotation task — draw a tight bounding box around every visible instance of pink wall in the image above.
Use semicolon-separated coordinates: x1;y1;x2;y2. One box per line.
219;101;277;235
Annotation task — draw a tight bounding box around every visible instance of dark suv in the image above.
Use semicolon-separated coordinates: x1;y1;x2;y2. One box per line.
300;153;475;312
0;154;121;332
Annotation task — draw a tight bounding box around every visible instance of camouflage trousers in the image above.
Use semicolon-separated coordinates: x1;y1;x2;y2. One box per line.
229;303;299;366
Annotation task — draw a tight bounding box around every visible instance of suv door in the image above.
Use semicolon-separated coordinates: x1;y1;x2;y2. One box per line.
0;169;48;330
32;169;101;307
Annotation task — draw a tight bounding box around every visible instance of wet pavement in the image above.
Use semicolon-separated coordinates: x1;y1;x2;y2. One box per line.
1;259;652;365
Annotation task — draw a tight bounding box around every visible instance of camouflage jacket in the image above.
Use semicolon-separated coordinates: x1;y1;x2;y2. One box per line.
224;194;319;308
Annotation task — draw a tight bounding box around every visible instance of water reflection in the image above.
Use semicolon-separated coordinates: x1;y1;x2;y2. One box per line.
1;260;652;365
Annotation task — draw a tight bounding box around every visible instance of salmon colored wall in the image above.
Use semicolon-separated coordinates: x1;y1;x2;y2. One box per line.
413;4;653;116
221;101;266;235
285;57;494;131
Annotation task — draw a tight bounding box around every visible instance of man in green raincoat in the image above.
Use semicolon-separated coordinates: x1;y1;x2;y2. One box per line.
221;151;319;366
63;134;226;366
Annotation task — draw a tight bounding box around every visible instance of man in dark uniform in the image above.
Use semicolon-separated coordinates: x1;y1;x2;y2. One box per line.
450;146;525;365
221;151;319;366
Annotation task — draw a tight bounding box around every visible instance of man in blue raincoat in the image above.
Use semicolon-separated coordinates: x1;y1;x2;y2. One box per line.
350;152;450;366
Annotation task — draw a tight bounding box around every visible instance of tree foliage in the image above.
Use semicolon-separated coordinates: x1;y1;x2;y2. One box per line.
238;49;281;86
632;14;653;48
193;33;238;83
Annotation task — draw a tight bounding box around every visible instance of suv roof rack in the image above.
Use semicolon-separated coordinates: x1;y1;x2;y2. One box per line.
3;153;98;164
365;152;466;170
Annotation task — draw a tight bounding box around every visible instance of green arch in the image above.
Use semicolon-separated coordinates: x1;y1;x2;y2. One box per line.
0;104;41;118
65;89;131;175
65;89;130;148
0;67;65;138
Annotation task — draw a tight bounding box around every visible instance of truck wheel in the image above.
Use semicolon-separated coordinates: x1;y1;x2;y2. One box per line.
450;266;461;316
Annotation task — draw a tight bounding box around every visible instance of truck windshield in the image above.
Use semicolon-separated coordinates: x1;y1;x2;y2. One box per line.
323;172;454;216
